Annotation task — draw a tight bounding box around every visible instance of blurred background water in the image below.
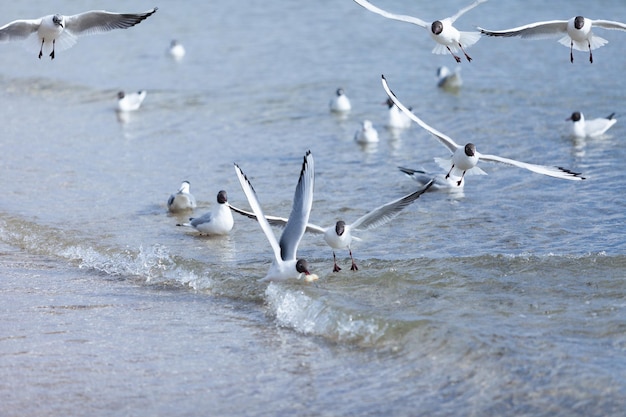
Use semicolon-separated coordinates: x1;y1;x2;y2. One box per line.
1;0;626;415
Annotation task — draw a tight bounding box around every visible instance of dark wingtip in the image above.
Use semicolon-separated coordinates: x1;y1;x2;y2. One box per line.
607;112;616;120
557;167;586;180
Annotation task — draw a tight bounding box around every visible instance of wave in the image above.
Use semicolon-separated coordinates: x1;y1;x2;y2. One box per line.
2;213;624;349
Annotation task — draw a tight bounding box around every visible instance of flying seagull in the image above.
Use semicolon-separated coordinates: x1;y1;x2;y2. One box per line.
352;0;486;62
381;75;585;184
478;16;626;63
0;7;157;59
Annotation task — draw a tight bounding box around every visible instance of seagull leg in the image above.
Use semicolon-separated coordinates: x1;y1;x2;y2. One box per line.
459;43;472;62
446;46;462;63
349;249;358;271
38;39;44;59
445;164;455;180
457;171;467;186
570;40;574;63
332;251;341;273
49;39;55;60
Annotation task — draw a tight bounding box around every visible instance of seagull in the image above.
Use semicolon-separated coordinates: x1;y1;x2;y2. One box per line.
381;75;585;184
167;181;197;213
566;111;617;138
478;16;626;63
117;90;146;112
177;190;234;235
231;180;434;272
168;39;185;59
385;98;412;129
329;88;352;113
354;120;379;144
437;66;463;89
234;151;317;282
399;166;465;190
0;8;157;60
352;0;486;62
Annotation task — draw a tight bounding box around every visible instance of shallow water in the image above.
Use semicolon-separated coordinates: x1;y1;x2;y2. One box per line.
1;0;626;415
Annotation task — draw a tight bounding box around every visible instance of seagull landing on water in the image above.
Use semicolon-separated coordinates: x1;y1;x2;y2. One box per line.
479;16;626;63
230;180;433;273
0;7;157;60
567;111;617;139
382;75;586;185
352;0;486;63
234;151;318;283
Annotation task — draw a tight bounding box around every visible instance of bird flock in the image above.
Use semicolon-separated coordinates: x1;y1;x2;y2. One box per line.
2;2;623;283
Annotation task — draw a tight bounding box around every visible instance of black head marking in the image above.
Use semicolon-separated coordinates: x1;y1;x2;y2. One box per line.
217;190;228;204
335;221;346;236
336;88;344;96
52;14;64;27
569;111;582;122
431;20;443;35
574;16;585;30
464;143;476;157
117;91;125;99
296;259;310;274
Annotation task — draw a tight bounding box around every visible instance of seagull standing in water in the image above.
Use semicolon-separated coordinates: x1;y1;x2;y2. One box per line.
231;180;434;272
234;151;318;282
352;0;486;62
381;75;585;184
478;16;626;63
117;90;147;112
177;191;234;236
566;111;617;138
329;88;352;113
167;181;197;213
0;8;157;59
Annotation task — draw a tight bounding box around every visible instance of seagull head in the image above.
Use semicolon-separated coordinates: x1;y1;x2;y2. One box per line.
574;16;585;30
117;91;126;100
464;143;476;157
52;14;64;28
217;190;228;204
179;181;191;193
335;221;346;236
296;259;311;275
567;111;582;122
431;20;444;35
336;88;345;97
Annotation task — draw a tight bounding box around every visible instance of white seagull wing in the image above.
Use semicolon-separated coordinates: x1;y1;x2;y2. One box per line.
228;204;326;234
449;0;488;23
64;8;157;36
279;151;315;261
234;163;283;264
382;75;460;154
352;0;428;27
478;152;585;180
592;20;626;31
351;180;434;231
478;20;568;39
0;19;40;42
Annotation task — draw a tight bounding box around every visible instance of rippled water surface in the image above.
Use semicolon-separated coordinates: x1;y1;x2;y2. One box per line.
1;0;626;416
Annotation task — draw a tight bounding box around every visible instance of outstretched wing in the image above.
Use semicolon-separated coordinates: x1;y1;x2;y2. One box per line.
234;163;282;264
592;20;626;31
352;0;428;27
478;152;585;180
449;0;488;23
65;8;157;36
381;75;460;154
478;20;568;39
351;180;434;231
229;204;325;234
279;151;315;261
0;19;40;42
